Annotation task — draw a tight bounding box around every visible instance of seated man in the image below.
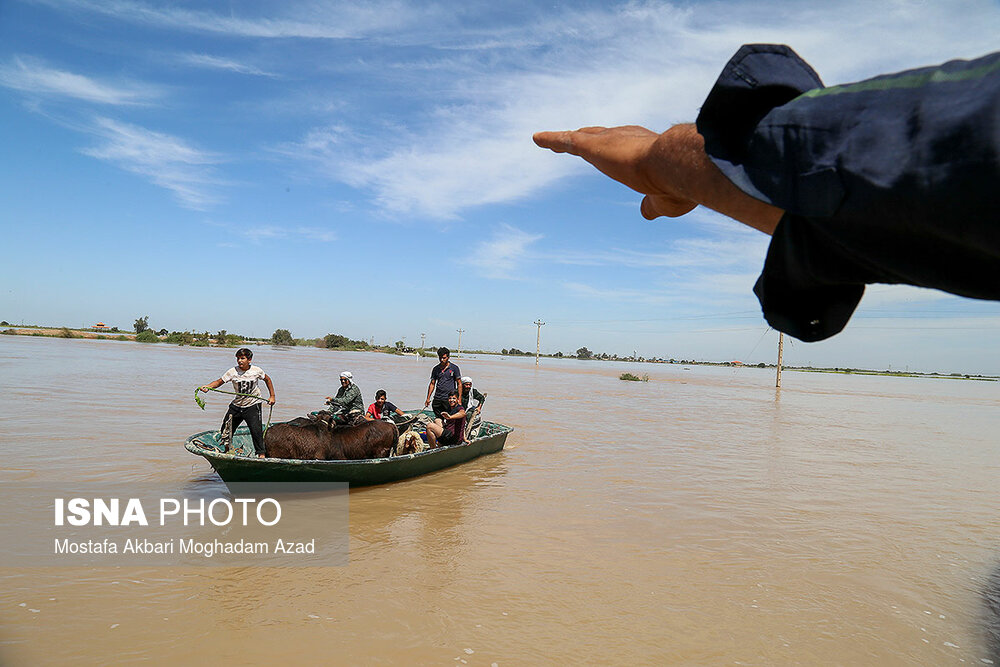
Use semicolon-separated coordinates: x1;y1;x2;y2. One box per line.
325;371;365;425
366;389;406;421
459;376;486;440
424;391;466;448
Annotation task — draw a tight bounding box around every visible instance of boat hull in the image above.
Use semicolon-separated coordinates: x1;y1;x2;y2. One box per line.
184;419;512;486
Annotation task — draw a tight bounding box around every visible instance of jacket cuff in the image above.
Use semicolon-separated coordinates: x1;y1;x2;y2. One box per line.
696;44;824;206
753;214;865;342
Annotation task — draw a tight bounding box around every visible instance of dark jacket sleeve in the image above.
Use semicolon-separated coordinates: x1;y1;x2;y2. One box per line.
697;44;1000;341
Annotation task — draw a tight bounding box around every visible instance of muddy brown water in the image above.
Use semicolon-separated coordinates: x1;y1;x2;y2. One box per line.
2;335;1000;665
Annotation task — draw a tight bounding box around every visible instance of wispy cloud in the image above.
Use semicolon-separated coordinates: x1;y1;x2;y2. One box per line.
539;231;769;272
81;117;223;209
562;281;681;307
0;55;160;105
242;225;338;244
298;0;1000;219
178;53;276;77
464;224;542;279
39;0;435;39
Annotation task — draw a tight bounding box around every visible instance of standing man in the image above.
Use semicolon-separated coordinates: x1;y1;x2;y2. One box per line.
326;371;364;425
200;348;276;458
424;347;462;417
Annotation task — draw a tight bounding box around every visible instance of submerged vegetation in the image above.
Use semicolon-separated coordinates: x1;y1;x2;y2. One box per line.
619;372;650;382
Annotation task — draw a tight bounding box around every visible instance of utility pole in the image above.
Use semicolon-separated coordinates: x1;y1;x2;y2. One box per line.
456;328;464;355
776;332;784;388
534;319;545;366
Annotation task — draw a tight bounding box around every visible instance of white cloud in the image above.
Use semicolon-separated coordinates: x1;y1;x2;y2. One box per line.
178;53;276;77
540;229;769;271
41;0;436;39
0;56;160;105
464;224;543;279
561;281;681;307
243;225;337;244
81;117;223;209
296;0;1000;219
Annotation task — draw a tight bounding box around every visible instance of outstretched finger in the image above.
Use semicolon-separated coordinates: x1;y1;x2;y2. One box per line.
533;130;579;154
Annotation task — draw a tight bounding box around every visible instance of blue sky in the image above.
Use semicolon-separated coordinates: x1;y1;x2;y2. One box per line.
2;0;1000;374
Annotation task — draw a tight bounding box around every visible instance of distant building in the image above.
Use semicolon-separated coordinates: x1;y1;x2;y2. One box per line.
93;322;108;329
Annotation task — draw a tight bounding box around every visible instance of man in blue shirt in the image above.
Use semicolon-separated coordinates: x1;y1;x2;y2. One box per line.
424;347;462;417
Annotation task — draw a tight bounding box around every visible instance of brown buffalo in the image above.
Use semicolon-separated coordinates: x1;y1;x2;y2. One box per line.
264;418;398;460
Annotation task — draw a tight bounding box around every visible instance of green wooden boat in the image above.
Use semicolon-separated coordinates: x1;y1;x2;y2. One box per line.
184;412;512;486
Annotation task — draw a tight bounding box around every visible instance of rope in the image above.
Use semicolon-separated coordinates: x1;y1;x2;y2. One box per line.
194;386;275;435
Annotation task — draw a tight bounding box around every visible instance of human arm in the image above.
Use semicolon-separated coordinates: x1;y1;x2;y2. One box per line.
263;374;276;406
327;387;347;409
200;378;224;392
537;45;1000;342
442;407;466;421
424;379;435;407
532;123;783;235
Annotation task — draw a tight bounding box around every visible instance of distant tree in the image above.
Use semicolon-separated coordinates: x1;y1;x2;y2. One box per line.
554;351;563;358
501;349;508;355
324;333;348;348
216;329;227;341
394;340;404;351
272;329;295;346
576;346;592;360
136;330;159;343
165;331;195;345
157;328;168;336
0;321;9;326
134;315;149;334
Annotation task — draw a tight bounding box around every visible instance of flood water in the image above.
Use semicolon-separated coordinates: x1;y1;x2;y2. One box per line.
2;335;1000;665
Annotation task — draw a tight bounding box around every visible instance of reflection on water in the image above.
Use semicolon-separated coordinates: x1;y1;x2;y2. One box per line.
2;335;1000;665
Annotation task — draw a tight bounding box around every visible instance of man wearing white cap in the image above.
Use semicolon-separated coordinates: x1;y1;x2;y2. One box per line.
325;371;364;425
459;376;486;440
459;377;485;413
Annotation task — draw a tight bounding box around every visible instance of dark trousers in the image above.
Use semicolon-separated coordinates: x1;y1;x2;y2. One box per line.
431;398;450;418
220;403;264;455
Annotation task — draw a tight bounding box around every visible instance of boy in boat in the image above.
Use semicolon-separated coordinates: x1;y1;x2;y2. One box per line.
199;348;276;458
424;347;462;418
325;371;365;425
425;391;466;448
365;389;406;421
